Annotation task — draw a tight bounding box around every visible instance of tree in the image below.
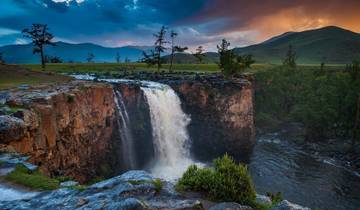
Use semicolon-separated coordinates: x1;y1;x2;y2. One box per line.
169;30;188;72
86;53;95;63
0;52;4;64
22;24;55;69
45;55;63;63
283;45;297;68
193;46;205;64
142;50;157;67
116;52;121;63
217;39;254;78
153;26;168;71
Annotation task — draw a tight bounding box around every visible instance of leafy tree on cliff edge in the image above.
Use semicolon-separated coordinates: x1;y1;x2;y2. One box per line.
22;24;55;69
169;30;188;72
217;39;254;79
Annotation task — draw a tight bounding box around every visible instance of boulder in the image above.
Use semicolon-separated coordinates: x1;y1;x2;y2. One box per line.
256;194;272;206
270;200;311;210
0;115;26;143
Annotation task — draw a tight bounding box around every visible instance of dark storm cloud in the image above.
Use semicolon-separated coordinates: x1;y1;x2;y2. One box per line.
0;0;359;49
0;0;208;46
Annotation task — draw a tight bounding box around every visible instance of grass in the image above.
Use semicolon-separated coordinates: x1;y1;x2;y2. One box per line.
4;164;60;190
0;64;71;90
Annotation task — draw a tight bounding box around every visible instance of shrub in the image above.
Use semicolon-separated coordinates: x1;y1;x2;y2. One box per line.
5;164;60;190
152;178;164;193
266;191;283;205
176;154;256;207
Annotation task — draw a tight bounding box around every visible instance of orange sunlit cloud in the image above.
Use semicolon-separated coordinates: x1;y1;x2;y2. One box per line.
192;0;360;43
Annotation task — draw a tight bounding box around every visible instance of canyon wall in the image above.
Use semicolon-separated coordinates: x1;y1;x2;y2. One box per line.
0;81;119;182
169;77;255;162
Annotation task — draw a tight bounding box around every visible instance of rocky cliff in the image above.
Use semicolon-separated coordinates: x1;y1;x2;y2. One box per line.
0;81;119;182
169;76;255;162
116;75;256;163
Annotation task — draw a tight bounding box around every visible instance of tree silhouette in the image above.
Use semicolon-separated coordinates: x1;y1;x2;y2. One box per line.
22;24;55;69
86;52;95;63
283;45;297;68
153;26;168;71
0;52;4;64
116;52;121;63
142;26;168;71
169;30;188;72
193;46;205;64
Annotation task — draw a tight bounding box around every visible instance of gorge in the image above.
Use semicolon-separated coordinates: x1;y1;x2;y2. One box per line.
1;73;359;209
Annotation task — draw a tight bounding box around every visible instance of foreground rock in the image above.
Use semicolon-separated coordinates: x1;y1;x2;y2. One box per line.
0;170;203;210
270;200;311;210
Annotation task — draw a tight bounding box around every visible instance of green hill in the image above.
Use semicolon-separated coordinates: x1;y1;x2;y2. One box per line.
234;26;360;64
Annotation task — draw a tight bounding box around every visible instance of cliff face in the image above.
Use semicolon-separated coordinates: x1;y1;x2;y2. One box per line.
0;81;118;182
170;78;255;162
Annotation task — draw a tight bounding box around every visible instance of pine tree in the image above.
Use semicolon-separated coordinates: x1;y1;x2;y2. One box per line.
116;52;121;63
193;46;205;64
283;45;297;68
169;30;188;72
153;26;168;71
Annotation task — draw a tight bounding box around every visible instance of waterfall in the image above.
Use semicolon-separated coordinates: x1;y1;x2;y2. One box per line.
114;90;136;169
141;82;195;180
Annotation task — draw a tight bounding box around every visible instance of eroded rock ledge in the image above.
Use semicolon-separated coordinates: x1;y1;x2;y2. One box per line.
0;81;119;182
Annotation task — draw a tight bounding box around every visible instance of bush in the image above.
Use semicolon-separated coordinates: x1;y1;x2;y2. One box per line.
152;178;164;193
5;164;60;190
176;154;256;207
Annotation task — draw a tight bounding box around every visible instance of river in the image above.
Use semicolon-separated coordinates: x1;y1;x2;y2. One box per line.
249;132;360;210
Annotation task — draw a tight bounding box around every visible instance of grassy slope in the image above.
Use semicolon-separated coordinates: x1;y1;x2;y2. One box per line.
235;26;360;64
0;64;71;90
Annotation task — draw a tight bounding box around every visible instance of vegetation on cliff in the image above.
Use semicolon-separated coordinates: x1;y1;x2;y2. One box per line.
255;60;360;143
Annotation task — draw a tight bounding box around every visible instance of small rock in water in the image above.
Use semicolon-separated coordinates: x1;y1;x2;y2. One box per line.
76;197;88;207
60;181;79;187
21;162;38;171
209;202;253;210
256;194;272;205
270;200;311;210
18;84;30;90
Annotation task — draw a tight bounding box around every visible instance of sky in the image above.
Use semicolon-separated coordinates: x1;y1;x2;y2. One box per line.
0;0;359;51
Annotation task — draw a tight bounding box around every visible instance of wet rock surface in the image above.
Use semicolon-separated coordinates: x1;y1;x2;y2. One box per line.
0;170;203;210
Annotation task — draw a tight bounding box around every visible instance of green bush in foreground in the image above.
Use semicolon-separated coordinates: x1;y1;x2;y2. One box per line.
5;164;60;190
176;154;256;207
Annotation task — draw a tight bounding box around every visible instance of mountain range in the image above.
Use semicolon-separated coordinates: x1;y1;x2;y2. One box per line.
1;26;360;64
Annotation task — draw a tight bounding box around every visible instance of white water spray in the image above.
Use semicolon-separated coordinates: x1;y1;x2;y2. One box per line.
114;90;136;169
141;82;195;180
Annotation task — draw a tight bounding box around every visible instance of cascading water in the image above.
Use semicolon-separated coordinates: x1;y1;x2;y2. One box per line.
114;90;136;169
141;82;195;180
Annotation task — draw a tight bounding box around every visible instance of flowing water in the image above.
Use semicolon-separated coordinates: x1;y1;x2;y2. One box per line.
114;90;136;169
140;82;195;180
250;133;360;210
